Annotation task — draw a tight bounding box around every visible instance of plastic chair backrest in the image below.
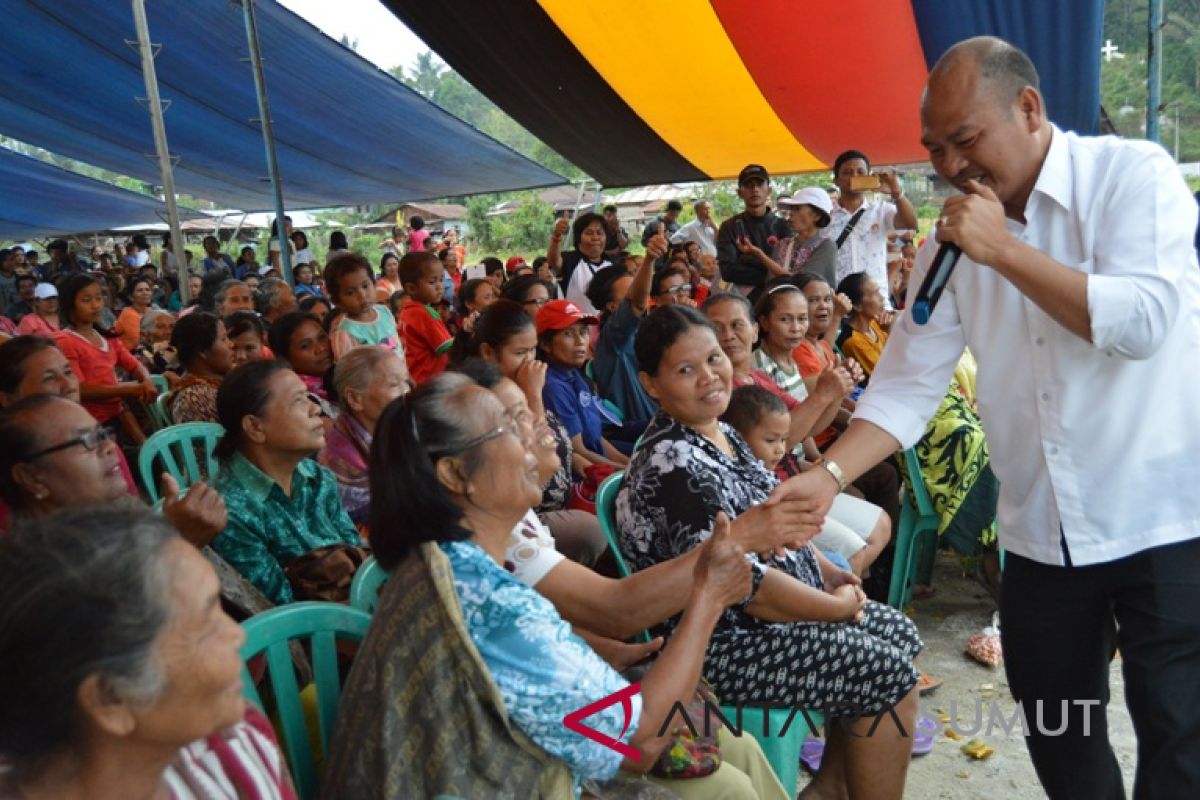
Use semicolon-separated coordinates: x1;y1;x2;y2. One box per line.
239;602;371;800
594;471;630;577
903;448;937;517
349;557;389;614
150;374;169;394
138;422;223;503
144;392;171;432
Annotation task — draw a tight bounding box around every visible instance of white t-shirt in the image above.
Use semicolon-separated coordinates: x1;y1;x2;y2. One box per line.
505;510;564;587
564;256;611;315
823;200;896;304
294;247;317;266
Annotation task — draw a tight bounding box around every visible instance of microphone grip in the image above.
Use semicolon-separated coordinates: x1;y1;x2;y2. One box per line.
910;243;962;325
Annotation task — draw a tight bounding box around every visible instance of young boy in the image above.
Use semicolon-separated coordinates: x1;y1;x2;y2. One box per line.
723;385;889;577
397;251;454;385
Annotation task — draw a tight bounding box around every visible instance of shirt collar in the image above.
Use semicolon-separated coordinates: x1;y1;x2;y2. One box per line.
227;451;317;502
1030;124;1071;213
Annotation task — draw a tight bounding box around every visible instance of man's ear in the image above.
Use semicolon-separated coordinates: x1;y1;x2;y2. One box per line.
77;674;138;739
1018;86;1045;131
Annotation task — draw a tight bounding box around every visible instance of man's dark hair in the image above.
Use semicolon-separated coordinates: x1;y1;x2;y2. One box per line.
666;200;683;213
833;150;870;177
603;204;618;215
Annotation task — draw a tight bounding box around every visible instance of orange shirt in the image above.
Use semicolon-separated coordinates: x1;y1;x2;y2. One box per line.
114;306;144;350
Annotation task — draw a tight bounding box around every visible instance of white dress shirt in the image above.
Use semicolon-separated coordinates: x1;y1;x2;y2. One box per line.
855;126;1200;566
824;199;897;302
671;218;718;256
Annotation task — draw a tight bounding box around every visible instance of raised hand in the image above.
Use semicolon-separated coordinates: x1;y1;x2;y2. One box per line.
644;224;669;262
833;292;853;318
552;217;570;240
161;475;227;549
695;512;752;607
815;363;855;399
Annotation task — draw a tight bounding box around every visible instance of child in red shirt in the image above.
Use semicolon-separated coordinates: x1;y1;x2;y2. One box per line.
397;252;454;385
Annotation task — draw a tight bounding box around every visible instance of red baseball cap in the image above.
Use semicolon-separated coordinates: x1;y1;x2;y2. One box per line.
535;300;600;336
505;256;527;273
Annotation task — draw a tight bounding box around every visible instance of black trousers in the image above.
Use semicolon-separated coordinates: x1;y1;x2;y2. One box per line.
1000;537;1200;800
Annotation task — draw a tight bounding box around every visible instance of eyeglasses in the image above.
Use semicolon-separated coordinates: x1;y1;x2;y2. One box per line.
661;283;694;296
25;426;115;461
523;297;551;308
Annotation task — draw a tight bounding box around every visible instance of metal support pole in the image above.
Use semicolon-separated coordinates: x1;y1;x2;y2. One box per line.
238;0;292;286
131;0;191;304
1147;0;1164;143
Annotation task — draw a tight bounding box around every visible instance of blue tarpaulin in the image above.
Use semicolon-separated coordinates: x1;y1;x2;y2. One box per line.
0;0;565;211
0;147;196;239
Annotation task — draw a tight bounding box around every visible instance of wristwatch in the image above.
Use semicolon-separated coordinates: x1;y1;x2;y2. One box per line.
818;459;849;491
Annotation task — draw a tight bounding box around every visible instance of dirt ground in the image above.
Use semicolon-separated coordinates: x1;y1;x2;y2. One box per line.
798;551;1138;799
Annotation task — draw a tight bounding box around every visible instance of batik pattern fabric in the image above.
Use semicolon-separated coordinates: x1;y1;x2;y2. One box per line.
535;409;573;514
442;539;640;794
616;411;922;716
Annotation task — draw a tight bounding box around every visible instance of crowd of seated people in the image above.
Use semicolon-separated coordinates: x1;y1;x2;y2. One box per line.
0;174;994;798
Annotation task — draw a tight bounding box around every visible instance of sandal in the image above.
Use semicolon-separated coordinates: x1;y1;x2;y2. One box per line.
917;672;943;696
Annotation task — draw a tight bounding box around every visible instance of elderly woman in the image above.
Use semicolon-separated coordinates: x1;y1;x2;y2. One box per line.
133;307;179;376
324;372;775;799
0;507;294;799
212;360;363;605
763;188;839;287
617;305;922;800
169;312;234;424
317;346;413;534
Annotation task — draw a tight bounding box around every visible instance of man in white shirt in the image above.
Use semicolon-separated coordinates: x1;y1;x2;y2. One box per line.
773;37;1200;799
824;150;918;306
670;200;719;257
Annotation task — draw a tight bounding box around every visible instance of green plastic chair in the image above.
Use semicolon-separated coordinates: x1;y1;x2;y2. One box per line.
239;602;372;800
143;391;171;432
138;422;223;503
887;448;941;609
349;556;389;614
595;471;633;578
150;374;169;394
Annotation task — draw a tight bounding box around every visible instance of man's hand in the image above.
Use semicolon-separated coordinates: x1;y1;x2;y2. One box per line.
695;512;752;607
731;499;824;556
161;475;227;549
877;168;903;199
767;469;840;518
937;179;1016;267
735;236;764;257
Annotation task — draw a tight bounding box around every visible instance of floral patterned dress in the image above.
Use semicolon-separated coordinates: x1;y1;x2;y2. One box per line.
616;412;923;715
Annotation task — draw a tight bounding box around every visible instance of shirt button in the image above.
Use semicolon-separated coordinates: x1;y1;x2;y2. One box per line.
1050;447;1060;455
1041;392;1050;401
1035;337;1045;346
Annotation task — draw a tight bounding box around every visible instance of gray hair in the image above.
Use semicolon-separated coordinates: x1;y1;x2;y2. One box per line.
333;346;400;406
0;506;175;781
693;199;709;213
214;278;246;310
255;277;288;315
140;307;172;335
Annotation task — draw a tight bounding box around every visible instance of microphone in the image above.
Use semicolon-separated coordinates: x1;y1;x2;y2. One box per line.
910;243;962;325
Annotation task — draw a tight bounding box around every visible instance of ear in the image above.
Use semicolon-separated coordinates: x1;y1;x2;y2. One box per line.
434;455;470;496
637;370;659;402
478;342;497;362
343;386;366;416
242;413;268;446
1018;86;1044;131
77;674;138;739
11;463;49;502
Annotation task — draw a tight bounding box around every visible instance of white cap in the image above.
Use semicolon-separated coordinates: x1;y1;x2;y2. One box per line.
777;187;834;227
34;283;58;300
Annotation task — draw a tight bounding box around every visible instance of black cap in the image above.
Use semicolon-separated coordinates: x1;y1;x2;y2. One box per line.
737;164;769;186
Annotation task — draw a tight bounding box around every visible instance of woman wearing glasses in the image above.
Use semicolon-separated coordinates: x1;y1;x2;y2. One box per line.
499;273;554;315
324;372;771;798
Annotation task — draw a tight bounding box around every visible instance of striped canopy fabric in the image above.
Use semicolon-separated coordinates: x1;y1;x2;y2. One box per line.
387;0;1103;187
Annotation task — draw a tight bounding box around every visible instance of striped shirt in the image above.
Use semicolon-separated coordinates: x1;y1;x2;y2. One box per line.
163;705;295;799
